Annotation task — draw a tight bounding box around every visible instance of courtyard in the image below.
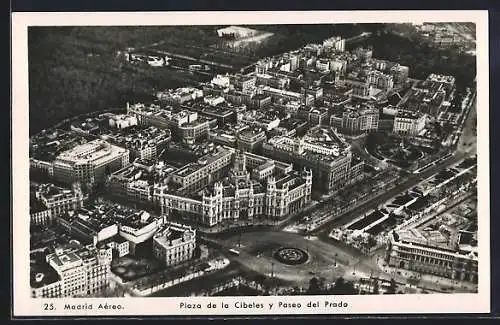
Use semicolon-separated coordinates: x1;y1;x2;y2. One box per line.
111;256;164;282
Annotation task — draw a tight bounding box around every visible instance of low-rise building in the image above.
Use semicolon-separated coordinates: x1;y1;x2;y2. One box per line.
102;126;171;162
127;103;173;129
390;64;410;88
152;222;196;267
208;128;239;147
354;47;373;61
35;183;84;220
107;161;178;204
393;110;427;136
168;146;234;194
176;113;217;144
30;195;52;226
340;77;372;99
367;70;394;91
330;103;379;135
249;93;272;109
98;236;130;258
261;86;315;106
323;36;345;52
156;87;203;104
108;114;138;129
56;210;118;246
185;102;236;127
217;26;258;39
237;127;267;152
315;58;331;72
255;73;289;90
241;110;281;132
117;211;166;255
230;74;256;94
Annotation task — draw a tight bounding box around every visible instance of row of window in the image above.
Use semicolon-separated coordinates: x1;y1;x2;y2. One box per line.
399;246;456;261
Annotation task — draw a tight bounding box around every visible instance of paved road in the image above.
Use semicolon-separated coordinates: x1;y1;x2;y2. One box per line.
202;231;356;287
307;91;478;236
306;152;466;236
343;249;476;294
456;93;477;155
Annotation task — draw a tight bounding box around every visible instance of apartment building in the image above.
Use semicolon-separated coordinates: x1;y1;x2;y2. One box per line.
152;223;196;267
393;110;427;136
35;183;84;221
52;139;129;186
262;134;356;193
31;244;112;298
237;127;267;153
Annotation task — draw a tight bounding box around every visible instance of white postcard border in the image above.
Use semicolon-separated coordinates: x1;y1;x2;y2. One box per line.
12;10;490;316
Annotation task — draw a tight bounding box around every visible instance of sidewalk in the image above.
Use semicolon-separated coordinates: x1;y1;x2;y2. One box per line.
306;180;399;233
374;254;477;293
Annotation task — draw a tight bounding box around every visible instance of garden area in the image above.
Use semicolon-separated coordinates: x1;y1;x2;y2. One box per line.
366;134;427;169
111;256;164;282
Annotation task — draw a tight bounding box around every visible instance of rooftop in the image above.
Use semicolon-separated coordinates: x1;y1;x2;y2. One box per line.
153;223;195;247
186;102;233;118
55;139;127;166
30;252;61;288
36;183;78;200
396;110;423;119
396;226;458;251
102;126;171;150
238;127;266;139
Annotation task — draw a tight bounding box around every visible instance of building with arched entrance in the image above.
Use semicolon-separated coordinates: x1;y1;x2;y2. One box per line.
386;230;478;283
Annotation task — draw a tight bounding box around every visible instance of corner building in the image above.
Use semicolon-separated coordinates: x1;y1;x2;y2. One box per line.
52;139;129;186
31;244;112;298
152;222;196;266
153;151;313;226
262;134;356;193
386;230;478;283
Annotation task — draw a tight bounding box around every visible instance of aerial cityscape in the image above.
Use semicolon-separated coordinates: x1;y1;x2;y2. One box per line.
28;22;478;298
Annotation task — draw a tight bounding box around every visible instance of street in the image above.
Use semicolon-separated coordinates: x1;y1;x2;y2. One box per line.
202;231;358;287
306;89;478;237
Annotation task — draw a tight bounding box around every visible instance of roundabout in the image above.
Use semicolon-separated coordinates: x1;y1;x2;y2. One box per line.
273;247;309;266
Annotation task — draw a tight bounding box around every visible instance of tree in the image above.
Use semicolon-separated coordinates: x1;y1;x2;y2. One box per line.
193;245;201;259
307;277;322;295
254;274;266;286
385;278;397;294
372;279;379;294
331;277;358;295
367;236;377;249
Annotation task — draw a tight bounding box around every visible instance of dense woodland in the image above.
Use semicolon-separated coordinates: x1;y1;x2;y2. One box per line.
350;25;476;90
28;26;220;135
28;24;476;135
